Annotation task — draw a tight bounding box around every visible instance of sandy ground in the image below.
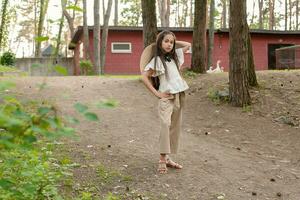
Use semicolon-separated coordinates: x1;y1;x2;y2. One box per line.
10;70;300;200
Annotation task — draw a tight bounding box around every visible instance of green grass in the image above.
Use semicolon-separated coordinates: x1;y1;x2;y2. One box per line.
0;65;19;72
96;164;133;184
0;65;28;76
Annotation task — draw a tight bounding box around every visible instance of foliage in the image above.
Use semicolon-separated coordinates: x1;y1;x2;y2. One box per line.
183;70;197;78
0;65;19;72
0;144;73;199
54;65;68;76
0;51;16;66
207;87;229;104
0;78;100;199
80;59;94;75
119;0;142;26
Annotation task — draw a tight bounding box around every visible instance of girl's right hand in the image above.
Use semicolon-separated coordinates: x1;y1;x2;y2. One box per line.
156;91;171;99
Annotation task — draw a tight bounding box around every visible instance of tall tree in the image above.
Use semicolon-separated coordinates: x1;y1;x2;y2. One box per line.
268;0;275;30
0;0;9;52
120;0;141;26
55;1;66;57
246;25;258;87
114;0;118;25
35;0;49;57
100;0;113;74
16;0;38;56
191;0;207;73
229;0;250;106
250;0;256;25
189;0;193;27
83;0;90;59
221;0;227;28
141;0;158;47
157;0;170;27
296;0;299;30
289;0;292;30
62;0;80;39
285;0;288;30
258;0;264;29
207;0;215;70
94;0;101;74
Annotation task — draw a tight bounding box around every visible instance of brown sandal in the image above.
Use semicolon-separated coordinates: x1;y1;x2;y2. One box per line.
157;160;168;174
166;158;183;169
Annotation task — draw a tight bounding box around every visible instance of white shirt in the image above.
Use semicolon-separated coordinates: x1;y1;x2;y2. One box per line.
144;48;189;94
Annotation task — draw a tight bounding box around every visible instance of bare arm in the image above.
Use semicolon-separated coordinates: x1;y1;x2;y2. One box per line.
176;40;191;53
141;69;171;99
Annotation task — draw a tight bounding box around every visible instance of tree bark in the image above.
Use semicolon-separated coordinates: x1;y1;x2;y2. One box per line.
191;0;207;73
289;0;292;30
258;0;263;29
55;9;65;57
221;0;227;28
246;25;258;87
0;0;9;51
141;0;158;47
83;0;90;60
94;0;101;74
229;0;251;106
207;0;215;70
114;0;118;25
269;0;275;30
62;1;75;38
157;0;170;27
190;0;193;27
100;0;113;74
296;0;299;30
35;0;49;57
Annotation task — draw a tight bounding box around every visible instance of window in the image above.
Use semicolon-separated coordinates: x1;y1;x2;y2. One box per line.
111;42;132;53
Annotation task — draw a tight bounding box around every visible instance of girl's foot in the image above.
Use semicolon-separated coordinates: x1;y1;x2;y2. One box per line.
157;160;168;174
166;158;183;169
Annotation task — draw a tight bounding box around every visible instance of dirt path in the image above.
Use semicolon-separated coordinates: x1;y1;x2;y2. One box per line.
11;71;300;200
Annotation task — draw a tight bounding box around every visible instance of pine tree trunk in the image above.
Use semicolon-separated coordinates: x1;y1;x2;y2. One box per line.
190;0;193;27
114;0;118;25
62;2;75;38
289;0;292;30
247;25;258;87
100;0;113;74
35;0;49;57
55;11;65;57
83;0;90;60
258;0;263;29
269;0;275;30
141;0;158;47
221;0;227;28
94;0;101;74
284;0;288;30
207;0;215;70
229;0;251;106
0;0;9;51
191;0;207;73
296;0;299;30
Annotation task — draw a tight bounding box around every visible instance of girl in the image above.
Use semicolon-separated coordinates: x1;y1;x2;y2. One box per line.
141;30;191;174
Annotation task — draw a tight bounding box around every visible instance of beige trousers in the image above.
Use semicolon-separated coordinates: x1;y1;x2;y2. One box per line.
158;92;185;154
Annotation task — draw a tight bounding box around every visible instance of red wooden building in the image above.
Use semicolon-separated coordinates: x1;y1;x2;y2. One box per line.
69;26;300;75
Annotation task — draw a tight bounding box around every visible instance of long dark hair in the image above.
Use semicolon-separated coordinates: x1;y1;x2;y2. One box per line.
153;30;180;77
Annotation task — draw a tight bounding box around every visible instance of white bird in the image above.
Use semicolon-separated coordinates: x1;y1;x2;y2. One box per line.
212;60;224;73
206;66;213;73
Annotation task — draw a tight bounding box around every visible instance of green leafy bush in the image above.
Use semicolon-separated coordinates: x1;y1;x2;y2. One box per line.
207;88;229;104
80;60;94;75
0;79;102;199
0;51;16;66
